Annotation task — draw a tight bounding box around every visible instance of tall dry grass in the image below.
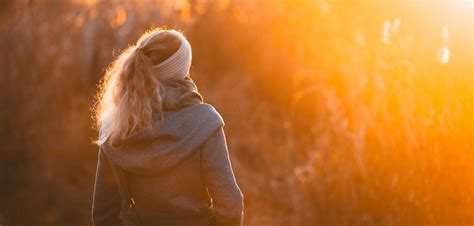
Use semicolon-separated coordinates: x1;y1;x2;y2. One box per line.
0;0;472;225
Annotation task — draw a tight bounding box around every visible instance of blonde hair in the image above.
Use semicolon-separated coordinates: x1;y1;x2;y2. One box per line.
94;28;183;146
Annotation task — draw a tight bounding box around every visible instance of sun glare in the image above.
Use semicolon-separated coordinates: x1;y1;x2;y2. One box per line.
1;0;473;225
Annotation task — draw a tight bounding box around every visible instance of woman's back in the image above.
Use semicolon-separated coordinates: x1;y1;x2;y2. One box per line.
91;29;243;226
129;150;211;225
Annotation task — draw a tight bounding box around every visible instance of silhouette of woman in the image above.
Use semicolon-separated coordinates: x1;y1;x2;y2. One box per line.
92;28;243;226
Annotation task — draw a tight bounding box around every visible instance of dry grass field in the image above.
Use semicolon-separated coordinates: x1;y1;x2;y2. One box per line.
0;0;472;225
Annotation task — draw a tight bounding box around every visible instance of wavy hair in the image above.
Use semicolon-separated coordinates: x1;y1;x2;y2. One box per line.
94;28;182;146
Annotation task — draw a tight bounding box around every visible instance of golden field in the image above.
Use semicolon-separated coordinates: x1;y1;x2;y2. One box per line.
0;0;472;225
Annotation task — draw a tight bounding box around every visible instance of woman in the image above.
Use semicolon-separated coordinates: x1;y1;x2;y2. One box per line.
92;28;244;226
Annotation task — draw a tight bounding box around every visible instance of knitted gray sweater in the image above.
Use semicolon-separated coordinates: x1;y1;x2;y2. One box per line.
92;78;244;226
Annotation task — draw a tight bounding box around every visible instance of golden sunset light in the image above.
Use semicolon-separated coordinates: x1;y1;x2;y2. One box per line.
0;0;472;225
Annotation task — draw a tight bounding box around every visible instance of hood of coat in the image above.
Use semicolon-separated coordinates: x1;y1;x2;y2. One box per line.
102;77;224;175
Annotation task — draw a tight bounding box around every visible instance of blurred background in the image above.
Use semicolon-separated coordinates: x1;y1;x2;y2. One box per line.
0;0;473;225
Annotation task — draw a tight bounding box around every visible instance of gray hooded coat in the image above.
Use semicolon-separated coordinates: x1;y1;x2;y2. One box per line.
92;77;244;226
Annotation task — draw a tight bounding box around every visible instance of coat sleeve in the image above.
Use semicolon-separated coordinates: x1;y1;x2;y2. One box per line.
201;127;244;226
92;147;122;226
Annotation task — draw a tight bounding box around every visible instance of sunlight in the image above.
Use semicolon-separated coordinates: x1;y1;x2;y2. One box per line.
2;0;473;225
438;45;451;64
